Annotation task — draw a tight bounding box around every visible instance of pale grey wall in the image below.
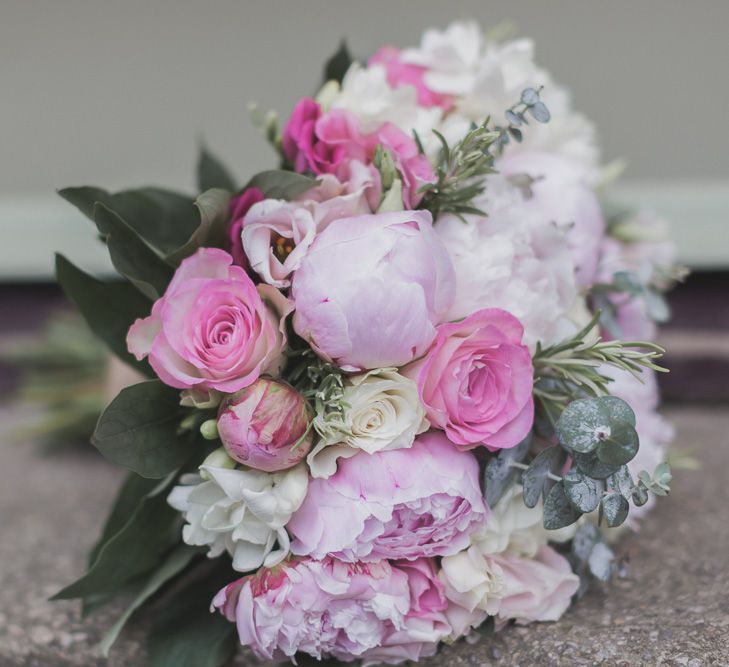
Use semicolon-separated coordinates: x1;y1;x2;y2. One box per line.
1;0;727;198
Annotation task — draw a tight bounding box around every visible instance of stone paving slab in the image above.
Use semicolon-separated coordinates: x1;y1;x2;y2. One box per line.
1;405;727;667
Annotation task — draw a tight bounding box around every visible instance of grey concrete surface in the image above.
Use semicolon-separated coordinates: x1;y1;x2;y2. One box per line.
0;405;727;667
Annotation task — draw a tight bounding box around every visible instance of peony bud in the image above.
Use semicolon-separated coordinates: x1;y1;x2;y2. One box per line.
217;379;312;472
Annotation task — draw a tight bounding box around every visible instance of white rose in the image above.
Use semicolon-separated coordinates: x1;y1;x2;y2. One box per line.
307;369;428;478
167;463;308;572
440;546;504;619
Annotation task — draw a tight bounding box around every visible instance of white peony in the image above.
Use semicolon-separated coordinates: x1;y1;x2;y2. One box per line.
306;368;429;478
167;463;308;572
435;174;579;350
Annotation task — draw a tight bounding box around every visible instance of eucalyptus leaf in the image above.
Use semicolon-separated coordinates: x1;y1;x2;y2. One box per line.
571;523;601;563
587;542;614;582
528;101;551;123
244;170;318;200
602;491;629;527
632;484;649;506
574;451;622;479
93;203;174;299
92;380;196;478
557;396;636;454
483;436;530;507
197;146;236;193
645;289;671;323
55;254;153;375
563;470;603;513
520;87;540;105
543;482;581;530
596;421;639;465
522;446;560;508
607;465;634;501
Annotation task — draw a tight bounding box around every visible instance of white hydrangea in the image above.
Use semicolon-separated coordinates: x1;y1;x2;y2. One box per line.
307;369;429;478
167;463;308;572
435;174;580;350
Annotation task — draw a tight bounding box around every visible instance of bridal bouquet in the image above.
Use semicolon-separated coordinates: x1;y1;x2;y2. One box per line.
54;21;678;667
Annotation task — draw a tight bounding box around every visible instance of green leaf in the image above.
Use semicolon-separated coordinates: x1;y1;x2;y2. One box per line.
92;380;196;478
148;563;236;667
543;482;581;530
245;170;318;200
483;436;530;507
602;491;629;527
632;484;649;506
93;203;174;299
323;40;353;84
596;420;639;465
563;470;603;513
55;254;153;375
557;396;636;454
522;446;560;508
197;146;236;193
574;451;622;479
99;546;201;656
607;465;634;501
166;189;232;264
600;396;637;427
53;476;181;600
60;186;200;256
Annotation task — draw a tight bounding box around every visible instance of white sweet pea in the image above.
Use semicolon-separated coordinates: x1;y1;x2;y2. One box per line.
307;369;429;478
167;463;308;572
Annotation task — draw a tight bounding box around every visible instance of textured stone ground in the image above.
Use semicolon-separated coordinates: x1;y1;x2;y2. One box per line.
1;405;727;667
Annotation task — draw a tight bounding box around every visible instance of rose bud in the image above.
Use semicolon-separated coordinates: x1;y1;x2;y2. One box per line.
217;379;312;472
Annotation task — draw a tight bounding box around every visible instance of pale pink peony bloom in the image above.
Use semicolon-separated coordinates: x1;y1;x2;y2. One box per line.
212;557;411;663
406;308;534;450
126;248;292;393
497;150;605;286
281;97;435;208
288;431;487;562
369;46;453;109
292;209;455;371
360;559;452;665
217;378;312;472
494;546;579;625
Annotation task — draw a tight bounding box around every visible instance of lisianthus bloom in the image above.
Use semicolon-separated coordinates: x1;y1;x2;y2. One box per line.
292;210;455;371
240;174;372;288
228;187;265;268
406;308;534;450
212;557;411;663
288;431;487;562
217;378;312;473
126;248;291;392
307;368;429;479
167;463;307;572
281;97;435;208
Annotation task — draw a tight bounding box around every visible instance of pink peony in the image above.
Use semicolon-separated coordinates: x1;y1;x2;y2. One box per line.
361;559;452;665
292;209;455;371
227;187;265;268
217;378;312;472
126;248;291;393
495;546;579;625
369;46;452;109
288;431;487;562
497;150;604;286
406;308;534;450
281;98;435;208
212;557;411;663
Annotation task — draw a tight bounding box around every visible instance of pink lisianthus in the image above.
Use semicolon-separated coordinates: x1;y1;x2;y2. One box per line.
495;546;579;625
126;248;292;393
217;378;312;472
361;559;452;665
212;557;411;663
292;209;455;371
406;308;534;450
288;431;487;562
281;97;435;208
369;46;452;109
227;187;265;268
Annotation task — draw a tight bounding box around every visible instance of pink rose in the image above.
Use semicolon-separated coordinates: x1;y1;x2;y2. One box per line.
498;151;605;286
127;248;292;393
407;308;534;450
494;546;579;625
369;46;452;109
217;378;312;472
288;431;488;562
282;98;435;208
361;559;452;665
227;187;264;268
240;175;372;288
292;210;455;371
212;557;411;663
